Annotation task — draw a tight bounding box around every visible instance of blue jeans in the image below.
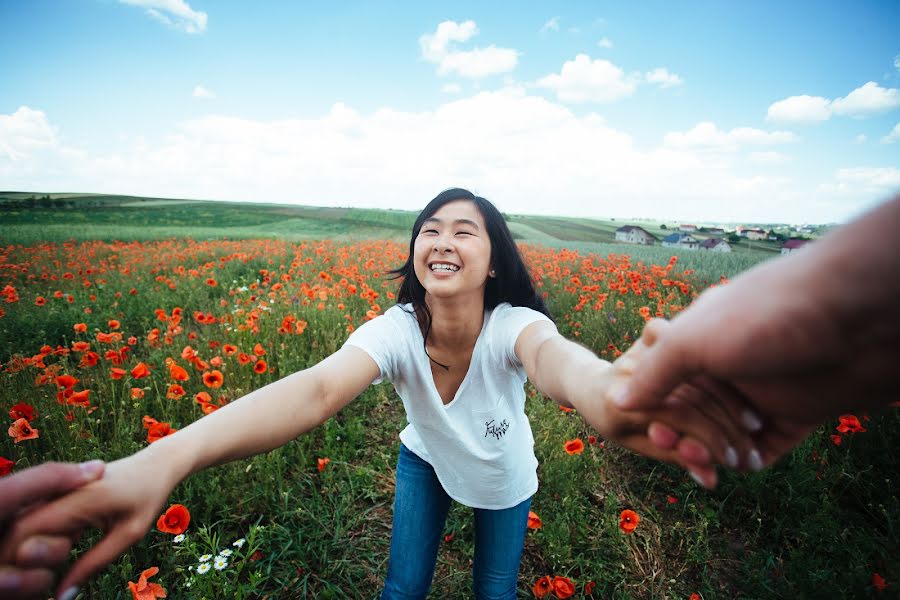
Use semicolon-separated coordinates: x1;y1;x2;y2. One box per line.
381;444;532;600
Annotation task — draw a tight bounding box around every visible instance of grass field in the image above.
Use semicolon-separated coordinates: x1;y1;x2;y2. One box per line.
0;194;896;599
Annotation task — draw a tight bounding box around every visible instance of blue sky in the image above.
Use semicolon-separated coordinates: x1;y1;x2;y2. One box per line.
1;1;899;223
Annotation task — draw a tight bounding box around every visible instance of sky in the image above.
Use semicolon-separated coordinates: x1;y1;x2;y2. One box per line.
1;1;899;224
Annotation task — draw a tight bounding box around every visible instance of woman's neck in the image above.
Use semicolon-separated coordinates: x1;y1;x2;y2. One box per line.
422;294;485;351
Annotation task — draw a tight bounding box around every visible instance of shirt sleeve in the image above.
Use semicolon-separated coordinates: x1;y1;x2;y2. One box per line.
492;304;555;369
342;311;403;384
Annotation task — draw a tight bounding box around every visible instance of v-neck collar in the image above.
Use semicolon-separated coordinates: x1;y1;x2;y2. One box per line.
415;307;489;409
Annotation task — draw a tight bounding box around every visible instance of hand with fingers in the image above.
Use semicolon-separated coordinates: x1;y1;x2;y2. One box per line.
1;452;177;600
612;195;900;470
587;332;765;489
0;460;104;600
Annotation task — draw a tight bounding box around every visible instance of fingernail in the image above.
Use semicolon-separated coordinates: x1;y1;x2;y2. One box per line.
22;538;48;561
689;469;706;487
741;410;763;432
78;459;104;479
748;449;764;471
58;586;80;600
0;570;22;589
724;446;738;469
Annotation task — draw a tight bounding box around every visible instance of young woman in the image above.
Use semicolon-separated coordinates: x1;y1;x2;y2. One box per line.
1;189;755;600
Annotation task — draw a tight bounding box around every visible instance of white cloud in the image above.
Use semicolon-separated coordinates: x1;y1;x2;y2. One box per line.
192;85;215;99
895;54;900;71
540;17;560;33
855;134;867;144
441;83;462;94
419;21;518;79
766;82;900;123
766;95;831;123
535;54;638;103
3;95;883;223
831;81;900;117
819;167;900;196
748;151;790;165
597;37;613;49
645;67;683;88
663;122;796;152
0;106;59;161
882;123;900;144
119;0;207;34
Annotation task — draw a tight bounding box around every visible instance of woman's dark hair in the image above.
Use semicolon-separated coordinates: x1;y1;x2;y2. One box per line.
389;188;552;368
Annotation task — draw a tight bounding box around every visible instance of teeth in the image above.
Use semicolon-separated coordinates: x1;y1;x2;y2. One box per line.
431;263;459;272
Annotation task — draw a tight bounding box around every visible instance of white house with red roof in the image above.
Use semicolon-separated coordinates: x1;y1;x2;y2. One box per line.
699;238;732;252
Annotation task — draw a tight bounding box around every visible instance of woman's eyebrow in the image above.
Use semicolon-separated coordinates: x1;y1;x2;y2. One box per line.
422;217;481;230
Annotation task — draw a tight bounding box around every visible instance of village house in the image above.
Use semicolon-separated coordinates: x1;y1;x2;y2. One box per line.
706;227;725;235
739;227;767;241
781;239;809;255
661;233;700;250
699;238;732;252
614;225;657;245
678;224;697;232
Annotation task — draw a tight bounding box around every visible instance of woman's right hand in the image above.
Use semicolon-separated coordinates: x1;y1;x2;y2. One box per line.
0;450;178;598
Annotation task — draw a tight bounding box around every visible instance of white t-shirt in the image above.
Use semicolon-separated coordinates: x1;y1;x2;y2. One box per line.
344;302;554;510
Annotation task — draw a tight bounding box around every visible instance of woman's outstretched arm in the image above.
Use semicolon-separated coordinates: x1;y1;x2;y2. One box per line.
0;346;380;599
515;322;759;487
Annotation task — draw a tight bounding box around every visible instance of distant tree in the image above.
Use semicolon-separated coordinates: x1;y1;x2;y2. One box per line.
660;224;667;230
726;233;742;244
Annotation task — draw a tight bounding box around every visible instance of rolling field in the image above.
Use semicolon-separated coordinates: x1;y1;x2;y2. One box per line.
0;193;896;599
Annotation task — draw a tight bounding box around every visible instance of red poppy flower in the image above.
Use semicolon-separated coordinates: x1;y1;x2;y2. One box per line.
9;402;36;422
72;341;91;352
564;439;585;455
552;576;575;599
168;363;189;381
223;343;238;355
836;414;866;433
527;511;542;529
689;594;701;600
532;575;552;598
237;352;252;365
830;434;843;446
56;374;78;389
166;384;185;400
585;581;596;596
74;322;87;333
127;566;167;600
559;404;573;413
0;456;14;476
9;418;39;443
147;422;177;443
35;296;46;306
108;319;120;330
253;360;267;374
67;389;91;407
666;496;678;504
156;504;190;534
131;387;145;399
253;343;266;356
131;362;151;379
619;509;640;534
317;457;330;472
203;370;224;388
142;415;159;429
110;367;127;380
872;572;887;592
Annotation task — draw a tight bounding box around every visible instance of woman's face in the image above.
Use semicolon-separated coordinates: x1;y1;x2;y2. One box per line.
413;200;493;302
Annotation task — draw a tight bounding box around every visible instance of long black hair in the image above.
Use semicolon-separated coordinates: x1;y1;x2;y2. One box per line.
389;188;552;368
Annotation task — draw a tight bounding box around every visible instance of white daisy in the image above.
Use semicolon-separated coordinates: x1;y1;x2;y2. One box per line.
197;562;211;574
232;538;246;548
199;554;212;562
219;548;233;557
173;534;185;543
214;556;228;570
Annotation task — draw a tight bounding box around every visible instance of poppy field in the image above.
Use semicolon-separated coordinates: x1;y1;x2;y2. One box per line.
1;233;897;599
